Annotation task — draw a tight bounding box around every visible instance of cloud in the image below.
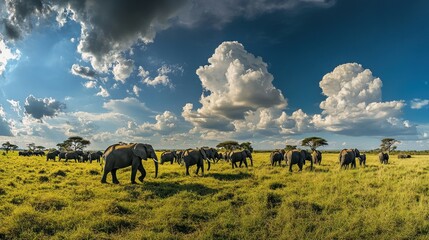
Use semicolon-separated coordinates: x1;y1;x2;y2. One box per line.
7;99;21;116
312;63;416;136
176;0;335;28
83;81;97;89
23;95;66;120
103;97;153;118
410;99;429;109
96;86;110;97
118;111;185;137
112;58;134;83
183;41;287;130
1;0;48;40
132;85;141;97
0;39;21;75
71;64;97;80
139;64;181;88
0;105;13;136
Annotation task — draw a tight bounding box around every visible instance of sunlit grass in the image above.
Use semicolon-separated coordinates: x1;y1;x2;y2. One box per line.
0;151;428;239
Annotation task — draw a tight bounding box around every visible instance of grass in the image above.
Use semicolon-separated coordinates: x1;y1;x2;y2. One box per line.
0;151;428;239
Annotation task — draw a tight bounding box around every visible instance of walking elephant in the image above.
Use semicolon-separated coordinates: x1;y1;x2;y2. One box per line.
182;148;209;176
89;151;103;163
339;149;360;169
101;143;158;184
312;150;322;165
65;151;84;162
270;149;285;166
379;152;389;164
359;153;366;166
160;151;177;165
230;149;253;169
286;149;311;172
58;152;67;161
46;150;60;161
201;147;220;163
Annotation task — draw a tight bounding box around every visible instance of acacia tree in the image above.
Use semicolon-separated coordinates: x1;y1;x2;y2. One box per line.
285;145;297;151
240;142;253;152
58;136;91;151
216;141;240;151
27;143;36;151
11;144;18;152
36;146;46;151
2;141;12;153
380;138;399;153
301;137;328;151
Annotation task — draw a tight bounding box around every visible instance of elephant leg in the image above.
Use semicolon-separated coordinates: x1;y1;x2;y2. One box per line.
289;163;293;172
101;169;109;183
310;160;313;170
243;159;248;168
298;162;303;171
112;169;120;184
138;164;146;183
232;161;235;169
201;162;205;176
170;159;173;164
186;164;190;176
131;161;139;184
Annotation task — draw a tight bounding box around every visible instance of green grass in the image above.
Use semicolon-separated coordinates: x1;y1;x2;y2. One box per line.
0;151;429;239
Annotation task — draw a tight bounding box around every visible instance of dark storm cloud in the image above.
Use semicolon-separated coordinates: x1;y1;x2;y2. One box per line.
1;0;48;40
71;64;97;80
24;95;66;120
1;0;334;72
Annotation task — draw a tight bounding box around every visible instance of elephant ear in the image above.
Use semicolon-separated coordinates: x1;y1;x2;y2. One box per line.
132;144;148;160
199;149;207;159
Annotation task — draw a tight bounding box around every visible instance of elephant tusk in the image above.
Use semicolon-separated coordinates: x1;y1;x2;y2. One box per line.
152;158;158;163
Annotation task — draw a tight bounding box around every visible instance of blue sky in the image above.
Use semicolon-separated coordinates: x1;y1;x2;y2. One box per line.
0;0;428;150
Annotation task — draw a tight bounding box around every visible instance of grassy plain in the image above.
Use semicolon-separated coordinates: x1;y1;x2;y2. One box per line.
0;151;428;239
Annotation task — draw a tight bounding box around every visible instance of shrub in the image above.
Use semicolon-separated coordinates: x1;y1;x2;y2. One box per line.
52;170;67;177
39;176;49;182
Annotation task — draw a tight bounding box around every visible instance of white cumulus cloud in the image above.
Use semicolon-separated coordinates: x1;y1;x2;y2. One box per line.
96;86;110;98
112;58;134;83
410;99;429;109
0;39;21;75
312;63;416;136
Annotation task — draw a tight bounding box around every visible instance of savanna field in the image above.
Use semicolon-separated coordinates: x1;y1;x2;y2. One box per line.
0;151;429;240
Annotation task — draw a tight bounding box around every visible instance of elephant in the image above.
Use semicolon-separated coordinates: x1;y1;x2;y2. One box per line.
312;150;322;165
101;143;158;184
182;148;209;176
81;152;91;162
160;151;178;165
339;149;360;169
201;147;220;163
398;154;411;159
379;152;389;164
286;149;311;172
218;153;223;162
270;149;285;166
176;151;184;165
58;152;67;161
230;149;253;169
64;151;84;162
359;153;366;166
89;151;103;163
46;150;60;161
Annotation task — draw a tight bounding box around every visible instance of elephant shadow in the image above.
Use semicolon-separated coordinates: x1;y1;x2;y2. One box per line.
210;172;252;181
143;181;218;198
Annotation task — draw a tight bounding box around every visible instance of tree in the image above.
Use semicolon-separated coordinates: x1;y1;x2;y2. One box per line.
380;138;399;153
11;144;18;152
27;143;36;151
36;146;46;151
2;141;12;153
216;141;240;151
58;136;91;151
285;145;297;151
240;142;253;153
301;137;328;151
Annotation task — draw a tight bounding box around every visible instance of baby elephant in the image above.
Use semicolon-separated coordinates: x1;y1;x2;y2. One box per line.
358;153;366;166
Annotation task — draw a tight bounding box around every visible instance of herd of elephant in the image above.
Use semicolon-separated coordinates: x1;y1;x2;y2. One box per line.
45;150;104;163
40;143;392;184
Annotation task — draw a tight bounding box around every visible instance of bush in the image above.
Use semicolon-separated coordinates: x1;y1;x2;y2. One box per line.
52;170;67;177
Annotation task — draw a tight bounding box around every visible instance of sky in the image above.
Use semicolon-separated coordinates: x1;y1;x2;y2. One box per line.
0;0;428;151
